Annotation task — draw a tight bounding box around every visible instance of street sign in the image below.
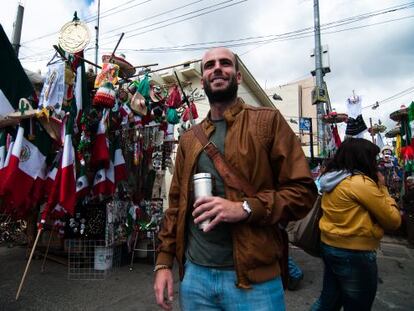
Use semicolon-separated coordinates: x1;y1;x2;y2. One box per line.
299;118;311;131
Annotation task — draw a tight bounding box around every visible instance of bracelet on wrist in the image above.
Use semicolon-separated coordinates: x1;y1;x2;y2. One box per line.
153;264;171;273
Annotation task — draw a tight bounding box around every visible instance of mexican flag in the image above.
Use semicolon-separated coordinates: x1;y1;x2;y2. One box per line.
31;123;54;206
1;127;46;214
31;161;48;207
0;139;14;197
0;130;7;213
42;159;62;221
44;152;60;199
113;137;127;183
91;109;110;169
0;130;6;174
76;165;90;199
93;163;115;197
93;168;108;196
58;117;76;216
41;116;77;221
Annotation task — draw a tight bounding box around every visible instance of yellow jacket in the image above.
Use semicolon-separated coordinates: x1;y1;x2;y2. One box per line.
319;173;401;250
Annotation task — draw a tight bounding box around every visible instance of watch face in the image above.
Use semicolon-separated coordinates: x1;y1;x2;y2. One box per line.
58;21;90;53
243;201;252;214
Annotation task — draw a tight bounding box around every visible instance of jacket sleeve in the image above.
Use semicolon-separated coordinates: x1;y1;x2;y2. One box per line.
155;138;185;267
351;179;401;231
245;111;318;225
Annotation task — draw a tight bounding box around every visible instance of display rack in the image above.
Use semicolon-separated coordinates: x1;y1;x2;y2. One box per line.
67;239;121;280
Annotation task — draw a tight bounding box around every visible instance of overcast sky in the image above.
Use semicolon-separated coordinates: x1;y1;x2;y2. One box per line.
1;0;413;131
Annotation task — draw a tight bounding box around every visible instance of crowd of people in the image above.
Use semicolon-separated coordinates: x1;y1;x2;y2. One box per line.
152;47;403;311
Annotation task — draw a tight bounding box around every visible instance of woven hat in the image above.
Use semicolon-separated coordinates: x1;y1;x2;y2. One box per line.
7;98;38;119
0;115;19;128
93;82;116;108
130;91;147;116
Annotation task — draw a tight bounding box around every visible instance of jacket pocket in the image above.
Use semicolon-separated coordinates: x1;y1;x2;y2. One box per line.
236;225;281;269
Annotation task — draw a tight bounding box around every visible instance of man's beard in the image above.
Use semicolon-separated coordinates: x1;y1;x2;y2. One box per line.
203;75;238;103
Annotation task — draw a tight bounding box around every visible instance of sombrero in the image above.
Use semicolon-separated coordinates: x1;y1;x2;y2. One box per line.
130;91;147;116
390;106;408;122
0;115;19;129
322;112;348;124
7;98;38;119
385;127;401;138
368;124;387;134
38;115;63;143
102;54;136;78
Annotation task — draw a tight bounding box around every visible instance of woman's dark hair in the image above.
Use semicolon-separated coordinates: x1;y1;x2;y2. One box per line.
323;138;380;183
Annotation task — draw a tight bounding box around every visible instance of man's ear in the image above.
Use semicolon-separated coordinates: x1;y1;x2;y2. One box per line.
236;71;242;85
200;77;204;89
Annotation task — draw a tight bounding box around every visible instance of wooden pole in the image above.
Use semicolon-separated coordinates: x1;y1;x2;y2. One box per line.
109;32;125;63
16;228;43;300
41;227;55;273
79;56;101;69
133;63;158;69
174;71;194;124
131;59;201;78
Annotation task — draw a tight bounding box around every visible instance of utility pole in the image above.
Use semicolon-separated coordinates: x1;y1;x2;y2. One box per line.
12;3;25;57
95;0;101;74
313;0;326;156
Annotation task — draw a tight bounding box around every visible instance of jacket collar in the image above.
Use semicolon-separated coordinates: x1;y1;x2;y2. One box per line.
203;97;245;131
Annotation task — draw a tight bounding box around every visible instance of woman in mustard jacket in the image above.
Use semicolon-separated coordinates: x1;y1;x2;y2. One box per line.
311;138;401;311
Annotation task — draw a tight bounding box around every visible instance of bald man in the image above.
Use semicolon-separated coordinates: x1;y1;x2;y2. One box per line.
154;47;317;310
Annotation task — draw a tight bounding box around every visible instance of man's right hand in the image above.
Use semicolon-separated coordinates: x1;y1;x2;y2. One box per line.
154;268;174;310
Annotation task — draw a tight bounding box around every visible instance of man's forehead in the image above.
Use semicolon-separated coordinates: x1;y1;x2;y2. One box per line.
202;48;235;64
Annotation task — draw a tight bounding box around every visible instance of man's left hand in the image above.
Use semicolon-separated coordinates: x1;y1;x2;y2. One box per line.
192;196;248;232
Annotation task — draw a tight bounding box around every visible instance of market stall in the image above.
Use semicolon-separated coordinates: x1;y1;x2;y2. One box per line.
0;15;199;295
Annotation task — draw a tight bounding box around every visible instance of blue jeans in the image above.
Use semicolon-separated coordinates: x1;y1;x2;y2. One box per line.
180;261;285;311
311;243;378;311
288;256;303;279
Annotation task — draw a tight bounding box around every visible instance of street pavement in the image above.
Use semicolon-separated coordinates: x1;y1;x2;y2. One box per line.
0;237;413;311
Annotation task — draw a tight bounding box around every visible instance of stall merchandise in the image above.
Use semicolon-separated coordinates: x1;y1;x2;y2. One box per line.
0;20;199;269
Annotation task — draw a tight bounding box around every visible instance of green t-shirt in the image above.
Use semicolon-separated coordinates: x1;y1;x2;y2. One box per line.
185;119;234;268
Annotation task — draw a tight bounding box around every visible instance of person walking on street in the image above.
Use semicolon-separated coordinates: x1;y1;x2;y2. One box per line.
153;47;317;311
311;138;401;311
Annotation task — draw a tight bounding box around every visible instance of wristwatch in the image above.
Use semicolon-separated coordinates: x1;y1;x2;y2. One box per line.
242;200;252;215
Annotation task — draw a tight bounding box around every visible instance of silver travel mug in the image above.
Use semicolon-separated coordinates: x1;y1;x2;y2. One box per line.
193;173;213;230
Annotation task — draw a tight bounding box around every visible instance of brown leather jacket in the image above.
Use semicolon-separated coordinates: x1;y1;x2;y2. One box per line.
156;98;317;288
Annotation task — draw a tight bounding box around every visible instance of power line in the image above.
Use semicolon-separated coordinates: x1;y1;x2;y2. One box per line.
98;0;248;46
98;0;207;37
97;14;414;54
20;12;413;64
362;85;414;109
21;0;155;44
82;0;147;22
19;0;236;60
19;2;414;61
84;0;153;23
97;1;414;48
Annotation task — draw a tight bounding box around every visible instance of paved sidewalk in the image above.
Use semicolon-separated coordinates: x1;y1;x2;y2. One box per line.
0;240;413;310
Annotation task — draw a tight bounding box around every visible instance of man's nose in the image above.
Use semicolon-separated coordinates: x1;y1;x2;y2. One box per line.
213;62;223;72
